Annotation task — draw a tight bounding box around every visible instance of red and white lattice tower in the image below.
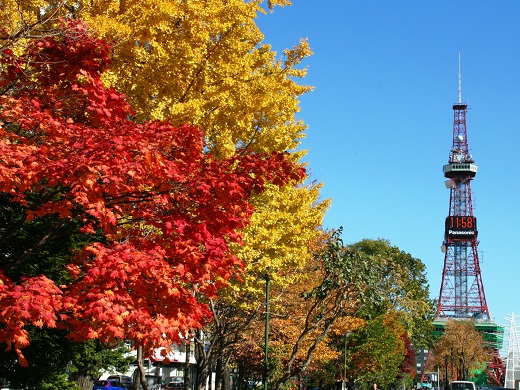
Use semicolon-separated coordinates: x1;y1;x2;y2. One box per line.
437;59;490;320
422;58;505;386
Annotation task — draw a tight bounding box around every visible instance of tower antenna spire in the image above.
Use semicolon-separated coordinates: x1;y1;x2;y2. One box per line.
458;52;462;104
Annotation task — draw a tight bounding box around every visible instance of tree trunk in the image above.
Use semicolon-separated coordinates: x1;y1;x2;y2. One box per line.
215;357;223;390
134;346;148;390
222;366;231;390
237;365;245;390
185;341;191;390
194;330;211;390
76;373;93;390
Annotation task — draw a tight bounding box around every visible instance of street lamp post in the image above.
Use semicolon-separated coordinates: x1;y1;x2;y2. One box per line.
342;332;351;390
264;273;270;390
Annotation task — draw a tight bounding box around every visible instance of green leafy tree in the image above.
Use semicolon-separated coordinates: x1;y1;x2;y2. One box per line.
0;329;132;390
267;231;383;390
316;239;435;389
0;328;78;389
0;323;132;390
348;239;436;348
348;315;405;389
67;341;134;390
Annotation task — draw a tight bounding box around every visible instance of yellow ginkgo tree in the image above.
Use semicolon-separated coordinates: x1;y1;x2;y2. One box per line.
77;0;328;349
79;0;329;296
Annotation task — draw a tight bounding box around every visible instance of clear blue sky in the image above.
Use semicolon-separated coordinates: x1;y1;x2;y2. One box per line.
257;1;520;350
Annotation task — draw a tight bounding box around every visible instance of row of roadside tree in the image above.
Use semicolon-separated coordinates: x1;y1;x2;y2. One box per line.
0;1;438;389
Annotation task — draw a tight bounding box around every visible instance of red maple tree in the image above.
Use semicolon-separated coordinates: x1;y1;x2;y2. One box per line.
0;20;304;365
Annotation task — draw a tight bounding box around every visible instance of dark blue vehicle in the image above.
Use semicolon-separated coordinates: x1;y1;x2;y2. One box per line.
92;379;128;390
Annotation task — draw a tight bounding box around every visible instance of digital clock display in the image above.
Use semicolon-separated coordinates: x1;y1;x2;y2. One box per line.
445;216;477;239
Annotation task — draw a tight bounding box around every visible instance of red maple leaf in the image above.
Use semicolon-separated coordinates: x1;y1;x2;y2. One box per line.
0;19;305;362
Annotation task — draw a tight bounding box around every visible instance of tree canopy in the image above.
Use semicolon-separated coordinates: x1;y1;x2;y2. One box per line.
221;233;435;390
428;320;490;382
1;0;327;318
1;0;312;157
348;239;436;347
0;4;437;390
0;20;304;365
1;4;328;389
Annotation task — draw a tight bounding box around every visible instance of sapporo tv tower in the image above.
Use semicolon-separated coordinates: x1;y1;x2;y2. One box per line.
433;57;505;385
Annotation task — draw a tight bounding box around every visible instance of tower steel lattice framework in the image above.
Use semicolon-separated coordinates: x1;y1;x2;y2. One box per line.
433;65;505;385
437;100;489;320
